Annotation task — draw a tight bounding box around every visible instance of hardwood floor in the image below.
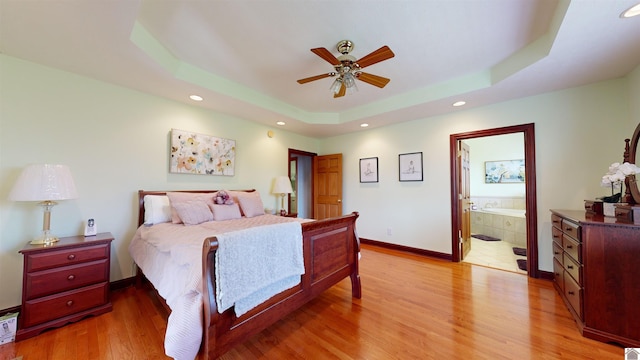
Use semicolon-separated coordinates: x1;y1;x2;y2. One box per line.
1;244;624;359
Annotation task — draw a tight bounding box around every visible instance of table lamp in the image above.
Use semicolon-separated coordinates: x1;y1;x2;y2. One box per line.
9;164;78;245
273;176;293;216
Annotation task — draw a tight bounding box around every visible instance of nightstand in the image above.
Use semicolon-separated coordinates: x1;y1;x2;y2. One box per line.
16;232;113;341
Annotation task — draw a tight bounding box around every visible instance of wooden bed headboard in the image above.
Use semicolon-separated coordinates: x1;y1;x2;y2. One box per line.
137;189;256;227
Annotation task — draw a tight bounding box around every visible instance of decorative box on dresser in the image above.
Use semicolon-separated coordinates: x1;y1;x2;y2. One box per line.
16;232;114;341
550;210;640;347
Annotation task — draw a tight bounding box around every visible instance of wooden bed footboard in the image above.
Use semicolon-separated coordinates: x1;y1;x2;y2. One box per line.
201;212;361;359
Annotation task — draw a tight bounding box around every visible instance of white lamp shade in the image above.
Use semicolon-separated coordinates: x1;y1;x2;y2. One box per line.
9;164;78;201
273;176;293;194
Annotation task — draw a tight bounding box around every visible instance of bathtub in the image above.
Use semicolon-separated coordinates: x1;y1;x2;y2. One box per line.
478;207;526;218
471;208;526;246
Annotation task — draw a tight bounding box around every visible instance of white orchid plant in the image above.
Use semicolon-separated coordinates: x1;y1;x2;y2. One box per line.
600;162;640;201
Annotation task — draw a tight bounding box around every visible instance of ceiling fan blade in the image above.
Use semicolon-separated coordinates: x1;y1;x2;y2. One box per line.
310;47;341;66
355;46;395;69
297;73;334;84
333;83;346;98
357;72;391;88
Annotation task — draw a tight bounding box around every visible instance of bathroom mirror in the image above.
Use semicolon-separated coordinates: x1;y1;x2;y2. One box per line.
627;122;640;204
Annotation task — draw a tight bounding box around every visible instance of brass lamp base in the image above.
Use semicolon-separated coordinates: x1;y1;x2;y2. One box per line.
30;234;59;245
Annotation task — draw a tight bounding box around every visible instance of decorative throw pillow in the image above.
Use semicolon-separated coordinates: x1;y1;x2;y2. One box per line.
172;201;213;225
237;191;265;218
167;192;215;224
209;203;242;221
143;195;172;225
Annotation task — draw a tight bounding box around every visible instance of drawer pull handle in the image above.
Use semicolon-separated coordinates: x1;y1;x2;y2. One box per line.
552;235;559;239
568;291;575;296
67;254;76;260
66;300;74;307
554;251;560;255
567;265;574;269
67;275;75;281
566;245;573;249
552;220;560;224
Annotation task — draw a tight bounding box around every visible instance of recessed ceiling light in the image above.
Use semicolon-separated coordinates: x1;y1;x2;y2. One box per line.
276;121;286;126
453;101;466;107
360;123;369;127
189;95;203;101
621;3;640;18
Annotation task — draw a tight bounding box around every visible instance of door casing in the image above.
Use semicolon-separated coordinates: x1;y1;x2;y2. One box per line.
449;123;539;278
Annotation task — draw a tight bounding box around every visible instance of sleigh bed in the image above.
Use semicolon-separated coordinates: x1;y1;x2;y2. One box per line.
129;189;361;359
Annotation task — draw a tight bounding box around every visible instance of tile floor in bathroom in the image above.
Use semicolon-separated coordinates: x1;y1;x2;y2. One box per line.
463;236;527;274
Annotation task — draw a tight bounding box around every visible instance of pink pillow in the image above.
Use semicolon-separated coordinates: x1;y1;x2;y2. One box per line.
167;192;215;224
209;203;242;221
172;201;213;225
236;191;265;218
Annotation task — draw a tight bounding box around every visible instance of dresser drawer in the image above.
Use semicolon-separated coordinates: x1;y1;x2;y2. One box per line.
563;252;582;285
25;259;109;300
561;220;580;241
25;244;109;272
552;242;563;264
551;214;563;231
21;282;109;328
564;272;583;320
553;258;564;293
562;235;581;262
551;226;563;247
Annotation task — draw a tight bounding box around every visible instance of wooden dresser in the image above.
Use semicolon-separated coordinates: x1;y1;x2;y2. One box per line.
550;210;640;347
16;232;113;341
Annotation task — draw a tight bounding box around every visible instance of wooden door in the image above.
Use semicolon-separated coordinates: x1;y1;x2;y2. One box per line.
313;154;342;219
459;141;471;259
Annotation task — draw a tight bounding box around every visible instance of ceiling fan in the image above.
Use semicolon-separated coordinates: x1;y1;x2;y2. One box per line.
297;40;395;98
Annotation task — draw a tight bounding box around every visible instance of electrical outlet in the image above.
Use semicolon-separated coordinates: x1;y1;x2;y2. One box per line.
387;227;392;236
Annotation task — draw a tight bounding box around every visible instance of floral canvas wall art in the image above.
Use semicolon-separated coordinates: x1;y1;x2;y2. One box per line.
170;129;235;176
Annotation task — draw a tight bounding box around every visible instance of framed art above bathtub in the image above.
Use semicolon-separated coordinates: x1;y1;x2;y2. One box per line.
485;159;525;183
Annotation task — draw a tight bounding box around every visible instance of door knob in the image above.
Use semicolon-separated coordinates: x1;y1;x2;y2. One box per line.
338;199;342;203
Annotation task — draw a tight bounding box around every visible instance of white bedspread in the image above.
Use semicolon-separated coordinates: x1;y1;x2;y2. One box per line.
128;214;310;360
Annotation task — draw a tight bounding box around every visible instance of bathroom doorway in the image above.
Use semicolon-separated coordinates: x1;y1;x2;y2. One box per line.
450;123;539;278
288;149;316;219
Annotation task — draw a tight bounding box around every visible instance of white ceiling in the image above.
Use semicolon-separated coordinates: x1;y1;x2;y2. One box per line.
1;0;639;138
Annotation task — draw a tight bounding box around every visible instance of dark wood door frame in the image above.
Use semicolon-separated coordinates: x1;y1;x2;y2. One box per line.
449;123;539;278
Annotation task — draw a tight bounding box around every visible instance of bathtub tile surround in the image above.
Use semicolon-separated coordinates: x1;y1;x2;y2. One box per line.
470;196;526;247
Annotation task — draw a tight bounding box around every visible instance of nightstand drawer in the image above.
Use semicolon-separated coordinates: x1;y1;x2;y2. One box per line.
21;282;109;328
26;244;109;272
25;259;109;300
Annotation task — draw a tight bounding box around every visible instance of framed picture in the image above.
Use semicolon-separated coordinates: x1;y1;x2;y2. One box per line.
485;159;525;183
399;152;423;182
170;129;236;176
359;157;378;183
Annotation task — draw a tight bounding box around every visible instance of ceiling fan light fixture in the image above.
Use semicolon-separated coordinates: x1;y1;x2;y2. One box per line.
621;3;640;18
330;78;343;94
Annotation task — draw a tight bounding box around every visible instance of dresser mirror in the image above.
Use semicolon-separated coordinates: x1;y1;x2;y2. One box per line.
626;122;640;204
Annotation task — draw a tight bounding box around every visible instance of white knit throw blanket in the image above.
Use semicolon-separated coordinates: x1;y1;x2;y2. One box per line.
215;221;304;317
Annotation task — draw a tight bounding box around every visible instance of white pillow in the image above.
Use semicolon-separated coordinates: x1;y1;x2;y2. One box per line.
237;191;265;218
144;195;172;225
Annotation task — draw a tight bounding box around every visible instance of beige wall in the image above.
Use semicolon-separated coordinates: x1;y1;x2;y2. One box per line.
1;54;638;310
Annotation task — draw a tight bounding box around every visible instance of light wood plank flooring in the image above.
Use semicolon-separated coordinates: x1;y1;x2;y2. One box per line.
1;244;624;359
